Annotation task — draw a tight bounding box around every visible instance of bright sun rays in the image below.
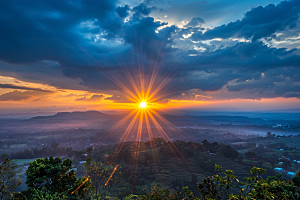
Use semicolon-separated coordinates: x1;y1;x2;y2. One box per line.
97;64;192;167
77;42;190;168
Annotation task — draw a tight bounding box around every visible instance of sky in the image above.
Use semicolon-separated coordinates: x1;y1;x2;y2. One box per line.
0;0;300;114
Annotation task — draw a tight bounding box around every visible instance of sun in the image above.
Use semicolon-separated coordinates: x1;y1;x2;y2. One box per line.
140;101;147;109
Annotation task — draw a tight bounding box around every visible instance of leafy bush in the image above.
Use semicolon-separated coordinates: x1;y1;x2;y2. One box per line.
18;156;92;199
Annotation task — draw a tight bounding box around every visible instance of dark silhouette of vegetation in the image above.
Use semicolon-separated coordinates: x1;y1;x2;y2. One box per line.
10;144;73;159
267;156;278;169
292;170;300;187
282;159;292;170
0;154;22;200
245;151;256;159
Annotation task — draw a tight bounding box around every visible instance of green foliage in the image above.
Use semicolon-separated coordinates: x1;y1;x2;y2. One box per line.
124;184;180;200
20;188;68;200
121;165;155;194
83;158;122;198
183;176;221;200
213;165;236;199
21;156;92;199
0;154;22;200
198;177;221;200
169;174;200;197
141;184;180;200
216;165;299;200
183;164;299;200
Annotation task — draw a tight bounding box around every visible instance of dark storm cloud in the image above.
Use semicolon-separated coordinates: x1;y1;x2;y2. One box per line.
116;5;131;18
0;0;176;80
192;0;300;41
194;42;300;70
122;17;177;60
132;3;158;18
224;67;300;98
0;0;299;100
0;0;116;64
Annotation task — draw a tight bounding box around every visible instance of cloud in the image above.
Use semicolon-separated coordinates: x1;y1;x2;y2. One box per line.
75;94;104;101
0;83;51;92
116;5;130;18
0;0;299;103
185;17;205;27
105;95;122;101
0;0;117;64
192;0;300;41
0;90;51;101
132;3;157;18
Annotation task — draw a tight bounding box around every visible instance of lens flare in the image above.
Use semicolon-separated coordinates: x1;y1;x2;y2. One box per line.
77;41;191;171
74;42;195;188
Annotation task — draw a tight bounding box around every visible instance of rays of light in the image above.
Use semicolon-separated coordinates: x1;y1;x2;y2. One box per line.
75;42;195;180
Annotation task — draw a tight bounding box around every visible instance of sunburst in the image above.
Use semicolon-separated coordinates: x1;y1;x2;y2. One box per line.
100;67;191;168
77;42;190;172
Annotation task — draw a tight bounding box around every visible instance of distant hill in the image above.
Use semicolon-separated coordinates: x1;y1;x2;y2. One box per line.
29;111;108;121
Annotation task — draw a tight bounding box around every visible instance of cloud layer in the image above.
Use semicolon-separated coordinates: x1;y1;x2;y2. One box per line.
0;0;299;104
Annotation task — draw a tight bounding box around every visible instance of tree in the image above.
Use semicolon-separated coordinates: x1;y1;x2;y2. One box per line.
22;188;68;200
267;131;272;137
267;156;278;169
86;146;93;154
282;159;292;170
184;176;221;200
0;154;22;200
292;176;300;187
245;151;256;159
292;170;300;187
183;165;299;200
21;156;92;199
217;145;239;160
238;154;243;162
83;158;121;198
